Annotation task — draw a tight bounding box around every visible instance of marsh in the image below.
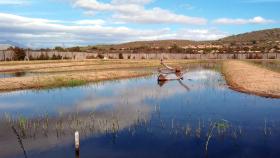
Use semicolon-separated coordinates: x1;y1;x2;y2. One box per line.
0;63;280;158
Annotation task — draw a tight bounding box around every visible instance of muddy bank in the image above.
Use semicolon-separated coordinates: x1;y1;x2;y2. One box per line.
222;60;280;98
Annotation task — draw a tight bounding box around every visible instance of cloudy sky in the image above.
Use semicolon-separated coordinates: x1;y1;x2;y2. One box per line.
0;0;279;48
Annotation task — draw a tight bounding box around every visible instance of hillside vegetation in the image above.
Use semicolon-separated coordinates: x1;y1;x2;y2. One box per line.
89;28;280;49
220;28;280;43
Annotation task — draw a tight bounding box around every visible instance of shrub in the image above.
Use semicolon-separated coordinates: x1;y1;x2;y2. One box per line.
97;53;104;59
12;47;26;61
119;53;124;59
54;46;65;52
51;54;62;60
38;53;49;60
68;46;81;52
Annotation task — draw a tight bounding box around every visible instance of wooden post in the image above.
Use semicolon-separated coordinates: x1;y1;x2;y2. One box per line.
75;131;80;156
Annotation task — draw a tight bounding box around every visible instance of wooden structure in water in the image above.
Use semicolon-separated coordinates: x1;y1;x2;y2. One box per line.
157;59;190;91
157;59;184;81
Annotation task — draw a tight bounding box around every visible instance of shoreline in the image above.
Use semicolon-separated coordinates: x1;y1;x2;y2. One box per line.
222;60;280;98
0;70;153;92
0;59;210;92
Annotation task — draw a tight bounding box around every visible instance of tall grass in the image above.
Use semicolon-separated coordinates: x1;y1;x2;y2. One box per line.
1;112;276;156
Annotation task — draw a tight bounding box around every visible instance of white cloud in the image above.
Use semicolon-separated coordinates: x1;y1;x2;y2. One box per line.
113;7;206;25
138;29;228;41
0;0;29;5
74;19;106;25
111;0;153;5
0;13;225;48
213;16;275;25
73;0;207;25
0;12;167;47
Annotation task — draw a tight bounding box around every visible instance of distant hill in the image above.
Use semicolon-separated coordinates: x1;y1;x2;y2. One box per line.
0;40;25;50
0;44;13;50
90;40;208;50
1;28;280;51
219;28;280;43
86;28;279;50
107;40;203;49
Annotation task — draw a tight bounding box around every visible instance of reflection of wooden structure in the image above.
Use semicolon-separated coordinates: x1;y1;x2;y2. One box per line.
157;73;183;81
157;78;190;91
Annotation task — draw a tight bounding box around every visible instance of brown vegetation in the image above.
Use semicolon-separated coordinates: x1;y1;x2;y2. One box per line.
222;60;280;98
0;70;151;92
0;59;201;91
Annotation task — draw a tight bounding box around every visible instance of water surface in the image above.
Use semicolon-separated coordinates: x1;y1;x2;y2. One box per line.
0;64;280;158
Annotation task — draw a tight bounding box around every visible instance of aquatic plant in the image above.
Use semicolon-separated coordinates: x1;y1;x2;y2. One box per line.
205;119;229;155
195;119;201;138
18;116;27;138
185;123;192;136
67;79;86;87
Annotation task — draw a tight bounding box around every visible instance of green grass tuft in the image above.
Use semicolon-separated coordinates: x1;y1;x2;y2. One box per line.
66;79;86;87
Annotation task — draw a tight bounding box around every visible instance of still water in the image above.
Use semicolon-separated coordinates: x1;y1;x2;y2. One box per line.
0;72;27;78
0;64;280;158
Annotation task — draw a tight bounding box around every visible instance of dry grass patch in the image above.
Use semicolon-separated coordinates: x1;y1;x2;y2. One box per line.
0;59;209;73
0;70;152;92
0;59;219;92
222;60;280;98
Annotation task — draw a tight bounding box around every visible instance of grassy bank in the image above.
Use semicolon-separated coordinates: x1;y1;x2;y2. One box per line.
0;59;209;73
0;70;152;92
245;60;280;73
222;60;280;98
0;59;215;91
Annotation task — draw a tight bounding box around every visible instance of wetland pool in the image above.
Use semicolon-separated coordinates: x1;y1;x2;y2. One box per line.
0;63;280;158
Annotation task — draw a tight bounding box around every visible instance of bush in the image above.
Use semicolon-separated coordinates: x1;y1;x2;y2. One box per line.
38;53;49;60
12;47;26;61
68;46;81;52
51;54;62;60
119;53;124;59
54;46;65;52
97;53;104;59
90;46;98;50
169;44;184;53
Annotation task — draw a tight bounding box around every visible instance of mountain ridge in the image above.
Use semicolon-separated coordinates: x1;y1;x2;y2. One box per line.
89;28;280;49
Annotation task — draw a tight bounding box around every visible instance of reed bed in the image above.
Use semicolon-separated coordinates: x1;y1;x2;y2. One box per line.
2;110;278;151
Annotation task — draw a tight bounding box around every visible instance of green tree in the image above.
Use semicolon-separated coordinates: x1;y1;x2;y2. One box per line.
68;46;81;52
54;46;65;52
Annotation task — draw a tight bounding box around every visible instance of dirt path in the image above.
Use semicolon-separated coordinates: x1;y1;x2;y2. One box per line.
222;60;280;98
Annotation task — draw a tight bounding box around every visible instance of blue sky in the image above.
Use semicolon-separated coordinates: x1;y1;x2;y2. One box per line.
0;0;279;48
